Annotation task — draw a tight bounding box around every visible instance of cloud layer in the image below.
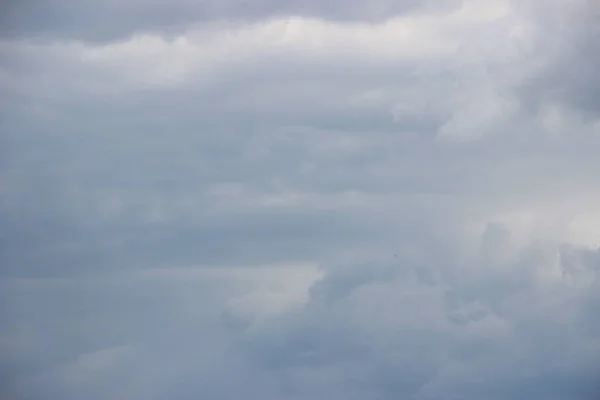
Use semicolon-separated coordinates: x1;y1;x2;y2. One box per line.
1;0;599;399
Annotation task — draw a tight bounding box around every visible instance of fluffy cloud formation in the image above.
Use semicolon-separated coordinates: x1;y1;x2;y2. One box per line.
1;0;599;399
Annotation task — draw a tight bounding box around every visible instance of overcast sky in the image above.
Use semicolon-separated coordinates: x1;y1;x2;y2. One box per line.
1;0;600;399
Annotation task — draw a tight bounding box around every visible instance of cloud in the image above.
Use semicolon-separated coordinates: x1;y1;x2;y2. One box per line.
1;0;461;42
1;0;600;399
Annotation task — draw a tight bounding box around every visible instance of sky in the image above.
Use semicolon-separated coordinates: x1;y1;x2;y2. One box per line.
1;0;600;399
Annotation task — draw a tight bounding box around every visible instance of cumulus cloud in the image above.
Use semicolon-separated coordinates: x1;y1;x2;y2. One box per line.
1;0;600;399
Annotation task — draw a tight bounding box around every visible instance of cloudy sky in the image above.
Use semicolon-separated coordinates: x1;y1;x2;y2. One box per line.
1;0;600;398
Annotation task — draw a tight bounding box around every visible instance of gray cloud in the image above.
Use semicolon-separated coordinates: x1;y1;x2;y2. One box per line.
1;0;600;399
2;0;459;42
